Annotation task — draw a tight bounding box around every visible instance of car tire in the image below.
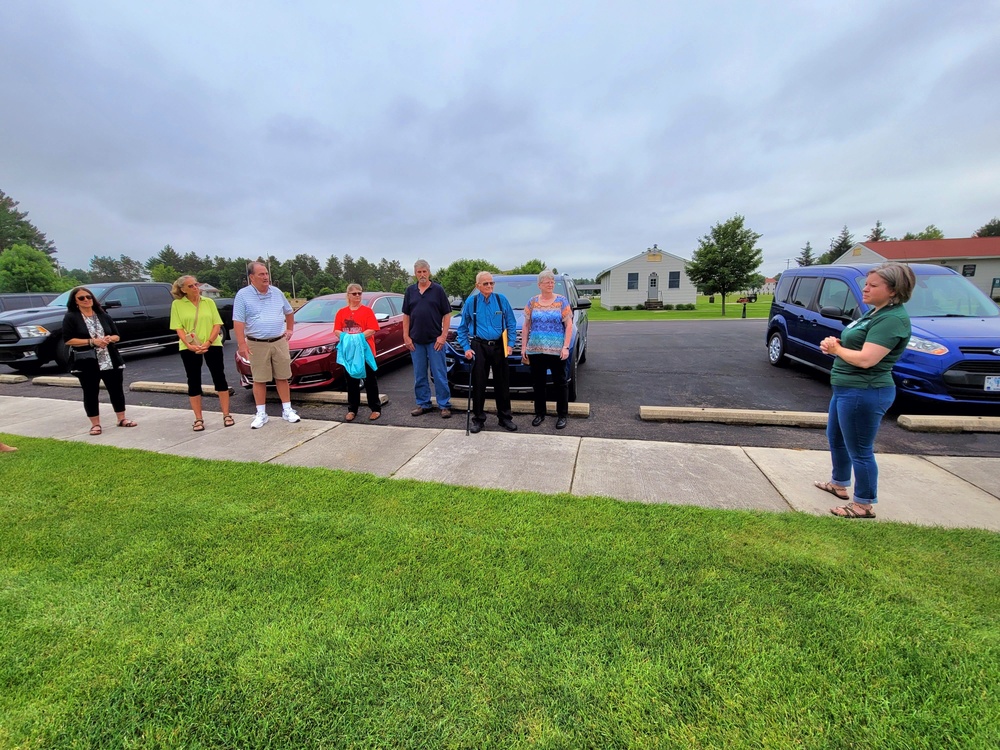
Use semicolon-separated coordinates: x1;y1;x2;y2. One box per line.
767;330;788;367
567;350;579;401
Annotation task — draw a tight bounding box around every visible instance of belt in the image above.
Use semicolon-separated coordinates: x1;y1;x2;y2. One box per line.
247;335;284;343
473;337;500;346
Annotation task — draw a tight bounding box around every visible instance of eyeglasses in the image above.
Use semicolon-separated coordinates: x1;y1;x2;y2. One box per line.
480;282;495;286
76;295;93;301
348;292;362;296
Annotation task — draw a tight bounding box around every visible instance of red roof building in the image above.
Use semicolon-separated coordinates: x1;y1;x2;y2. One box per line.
836;238;1000;300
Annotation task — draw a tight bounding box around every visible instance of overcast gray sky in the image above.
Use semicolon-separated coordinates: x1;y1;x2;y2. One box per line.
3;0;999;280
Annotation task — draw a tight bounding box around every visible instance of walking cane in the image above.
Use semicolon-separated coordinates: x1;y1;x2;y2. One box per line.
465;351;474;436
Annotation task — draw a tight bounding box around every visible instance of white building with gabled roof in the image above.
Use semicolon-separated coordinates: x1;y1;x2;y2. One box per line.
595;245;696;309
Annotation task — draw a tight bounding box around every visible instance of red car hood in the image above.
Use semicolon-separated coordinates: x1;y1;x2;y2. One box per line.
289;322;336;350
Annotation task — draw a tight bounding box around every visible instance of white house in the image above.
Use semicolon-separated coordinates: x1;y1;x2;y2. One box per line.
595;245;697;310
834;237;1000;301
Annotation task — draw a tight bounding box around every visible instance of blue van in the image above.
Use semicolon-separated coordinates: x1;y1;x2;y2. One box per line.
766;263;1000;404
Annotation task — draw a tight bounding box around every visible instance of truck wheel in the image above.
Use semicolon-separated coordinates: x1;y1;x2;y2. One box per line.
767;331;788;367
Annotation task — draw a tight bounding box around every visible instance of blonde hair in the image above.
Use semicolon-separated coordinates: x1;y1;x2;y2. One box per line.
346;283;363;294
171;275;197;300
870;262;915;305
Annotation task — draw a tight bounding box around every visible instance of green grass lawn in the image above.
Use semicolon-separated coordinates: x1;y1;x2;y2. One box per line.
587;294;773;321
2;436;998;748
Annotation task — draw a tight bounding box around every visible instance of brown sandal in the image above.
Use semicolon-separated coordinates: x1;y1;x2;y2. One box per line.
193;419;205;432
89;425;103;436
117;418;137;428
814;481;849;501
223;414;235;427
830;502;876;519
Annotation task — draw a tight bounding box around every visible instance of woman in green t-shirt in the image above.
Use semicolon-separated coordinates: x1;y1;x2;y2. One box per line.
814;263;915;519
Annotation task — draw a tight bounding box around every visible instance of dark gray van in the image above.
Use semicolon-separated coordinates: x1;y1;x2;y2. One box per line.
0;293;60;314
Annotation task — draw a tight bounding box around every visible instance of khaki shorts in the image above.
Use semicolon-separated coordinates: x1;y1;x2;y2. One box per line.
247;337;292;382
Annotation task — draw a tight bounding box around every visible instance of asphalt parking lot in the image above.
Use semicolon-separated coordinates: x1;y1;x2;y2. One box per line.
3;319;999;456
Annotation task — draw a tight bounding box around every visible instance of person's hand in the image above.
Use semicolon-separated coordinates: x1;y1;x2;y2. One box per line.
93;336;108;348
820;336;840;355
433;335;447;351
521;352;529;364
464;349;474;361
403;335;415;351
238;345;251;360
559;346;569;361
330;330;340;344
283;329;293;340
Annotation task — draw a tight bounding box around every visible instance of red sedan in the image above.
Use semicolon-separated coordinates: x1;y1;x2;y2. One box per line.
235;292;408;389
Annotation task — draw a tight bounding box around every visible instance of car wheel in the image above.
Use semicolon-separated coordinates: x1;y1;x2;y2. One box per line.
567;350;579;401
767;331;788;367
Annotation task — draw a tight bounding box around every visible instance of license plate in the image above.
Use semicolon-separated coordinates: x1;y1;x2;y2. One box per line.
986;375;1000;392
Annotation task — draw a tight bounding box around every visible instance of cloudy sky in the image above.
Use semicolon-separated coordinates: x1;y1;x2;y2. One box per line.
3;1;999;280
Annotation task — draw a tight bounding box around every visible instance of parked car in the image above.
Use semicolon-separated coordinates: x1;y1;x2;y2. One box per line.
0;282;211;372
0;292;60;314
766;263;1000;404
235;291;409;389
444;273;591;401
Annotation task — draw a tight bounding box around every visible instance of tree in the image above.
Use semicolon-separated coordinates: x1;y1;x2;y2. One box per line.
867;220;889;242
0;244;64;292
509;259;546;275
149;263;179;283
685;215;763;316
436;259;502;299
89;254;148;282
816;225;854;265
973;217;1000;237
795;241;816;266
0;190;56;256
902;225;944;241
145;244;183;273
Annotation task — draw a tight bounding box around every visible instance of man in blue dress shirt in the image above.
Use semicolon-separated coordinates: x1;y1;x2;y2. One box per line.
456;272;518;433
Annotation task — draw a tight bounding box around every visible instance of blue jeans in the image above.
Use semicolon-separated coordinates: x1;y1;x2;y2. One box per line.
826;385;896;504
411;342;451;409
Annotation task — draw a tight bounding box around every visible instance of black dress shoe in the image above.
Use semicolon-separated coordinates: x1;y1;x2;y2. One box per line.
469;420;483;434
556;417;568;429
531;415;545;427
499;419;518;432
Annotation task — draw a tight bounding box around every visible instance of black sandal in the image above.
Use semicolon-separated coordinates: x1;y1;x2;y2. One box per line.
193;419;205;432
223;414;235;427
89;425;102;436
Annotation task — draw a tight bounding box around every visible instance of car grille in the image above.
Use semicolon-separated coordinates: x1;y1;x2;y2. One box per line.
942;360;1000;400
0;324;19;343
959;346;1000;355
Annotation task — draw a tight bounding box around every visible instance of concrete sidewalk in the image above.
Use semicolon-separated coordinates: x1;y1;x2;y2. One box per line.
1;394;998;531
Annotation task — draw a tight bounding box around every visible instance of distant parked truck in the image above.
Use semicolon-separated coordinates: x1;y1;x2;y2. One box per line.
0;282;234;372
0;292;60;314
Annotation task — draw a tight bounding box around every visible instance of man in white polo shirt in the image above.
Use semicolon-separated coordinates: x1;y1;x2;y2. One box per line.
233;261;300;429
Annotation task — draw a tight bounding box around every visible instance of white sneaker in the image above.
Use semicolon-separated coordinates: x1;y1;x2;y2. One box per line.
250;413;269;429
282;408;301;423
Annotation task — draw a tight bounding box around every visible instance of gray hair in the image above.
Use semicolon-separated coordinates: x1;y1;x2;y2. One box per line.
475;271;493;285
537;269;556;284
414;259;430;272
171;275;197;299
870;262;915;305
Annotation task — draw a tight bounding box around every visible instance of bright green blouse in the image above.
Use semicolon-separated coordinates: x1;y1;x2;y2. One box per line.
169;297;224;351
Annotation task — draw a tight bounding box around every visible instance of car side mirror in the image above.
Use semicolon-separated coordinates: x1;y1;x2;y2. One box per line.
104;299;123;309
819;305;850;322
576;298;592;309
374;312;390;323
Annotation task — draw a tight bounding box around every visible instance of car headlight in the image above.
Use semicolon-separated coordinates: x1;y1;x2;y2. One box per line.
906;335;949;356
16;325;50;338
298;344;337;357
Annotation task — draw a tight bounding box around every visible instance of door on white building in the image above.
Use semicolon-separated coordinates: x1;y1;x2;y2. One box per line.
648;273;658;302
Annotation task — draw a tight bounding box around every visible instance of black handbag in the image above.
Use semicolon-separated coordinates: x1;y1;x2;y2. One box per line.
68;346;97;373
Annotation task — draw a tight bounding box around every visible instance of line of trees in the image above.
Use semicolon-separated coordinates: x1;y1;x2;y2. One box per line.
794;217;1000;267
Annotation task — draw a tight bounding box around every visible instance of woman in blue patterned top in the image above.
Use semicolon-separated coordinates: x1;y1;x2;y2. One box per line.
521;270;573;429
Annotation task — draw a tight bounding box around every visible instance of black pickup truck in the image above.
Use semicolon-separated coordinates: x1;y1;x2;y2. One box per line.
0;282;234;372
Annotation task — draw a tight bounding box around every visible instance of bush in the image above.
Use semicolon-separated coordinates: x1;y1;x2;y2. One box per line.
663;304;674;311
613;305;622;311
636;302;645;310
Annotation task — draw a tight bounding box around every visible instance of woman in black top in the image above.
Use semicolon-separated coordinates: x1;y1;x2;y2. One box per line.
62;286;138;435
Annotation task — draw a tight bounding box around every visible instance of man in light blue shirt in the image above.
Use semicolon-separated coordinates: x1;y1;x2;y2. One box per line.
456;271;518;433
233;261;299;429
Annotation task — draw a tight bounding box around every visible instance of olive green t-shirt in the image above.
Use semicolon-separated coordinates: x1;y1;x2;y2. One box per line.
830;303;911;388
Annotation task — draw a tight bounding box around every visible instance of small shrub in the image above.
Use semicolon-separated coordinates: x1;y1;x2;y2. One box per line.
613;305;622;311
663;304;674;311
622;306;632;311
636;302;645;310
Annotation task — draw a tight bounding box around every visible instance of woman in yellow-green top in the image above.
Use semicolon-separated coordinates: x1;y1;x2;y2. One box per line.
169;276;233;431
815;262;914;519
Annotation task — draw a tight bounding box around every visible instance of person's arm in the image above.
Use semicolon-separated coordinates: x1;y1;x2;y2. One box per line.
820;337;891;369
521;301;532;363
435;312;450;351
456;297;472;355
402;314;414;350
284;311;295;340
234;321;250;360
560;299;573;360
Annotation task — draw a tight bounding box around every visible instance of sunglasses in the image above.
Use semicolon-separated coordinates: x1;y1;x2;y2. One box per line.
76;295;93;301
348;292;363;296
480;281;495;286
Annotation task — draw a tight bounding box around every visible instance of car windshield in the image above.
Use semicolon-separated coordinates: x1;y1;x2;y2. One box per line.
50;284;116;308
294;298;349;323
490;277;569;308
903;273;1000;318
